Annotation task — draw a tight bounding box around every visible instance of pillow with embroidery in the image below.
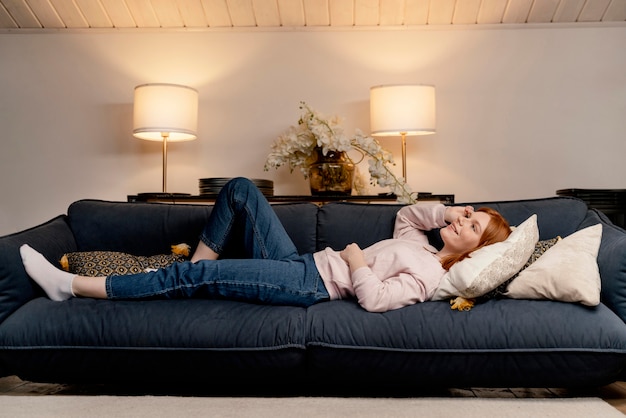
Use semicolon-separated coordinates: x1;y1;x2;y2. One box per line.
480;236;562;300
60;243;190;276
432;215;539;300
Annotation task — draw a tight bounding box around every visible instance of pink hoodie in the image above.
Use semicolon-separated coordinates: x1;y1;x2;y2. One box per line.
313;204;448;312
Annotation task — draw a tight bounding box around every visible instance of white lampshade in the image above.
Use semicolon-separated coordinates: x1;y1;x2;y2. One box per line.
132;83;199;194
370;84;436;137
133;83;198;141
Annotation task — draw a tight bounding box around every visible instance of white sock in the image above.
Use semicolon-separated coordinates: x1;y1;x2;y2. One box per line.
20;244;76;301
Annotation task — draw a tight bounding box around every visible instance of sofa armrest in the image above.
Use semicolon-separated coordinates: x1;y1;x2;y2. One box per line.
581;209;626;323
0;215;77;324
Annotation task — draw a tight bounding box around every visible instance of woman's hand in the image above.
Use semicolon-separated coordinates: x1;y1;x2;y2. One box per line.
340;243;367;271
444;205;474;224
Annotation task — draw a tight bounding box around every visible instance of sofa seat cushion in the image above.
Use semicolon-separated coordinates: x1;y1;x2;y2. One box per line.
305;299;626;387
0;298;307;382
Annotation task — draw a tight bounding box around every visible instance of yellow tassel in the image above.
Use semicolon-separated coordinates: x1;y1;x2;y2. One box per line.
59;255;70;271
171;243;191;257
450;296;475;311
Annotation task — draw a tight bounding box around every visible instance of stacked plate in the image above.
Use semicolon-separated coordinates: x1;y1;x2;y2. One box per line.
199;178;274;197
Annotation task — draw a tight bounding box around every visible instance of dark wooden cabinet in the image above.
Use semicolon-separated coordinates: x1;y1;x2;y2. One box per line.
128;193;455;205
557;189;626;228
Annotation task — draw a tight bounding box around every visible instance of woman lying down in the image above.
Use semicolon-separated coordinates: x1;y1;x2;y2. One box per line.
21;177;510;313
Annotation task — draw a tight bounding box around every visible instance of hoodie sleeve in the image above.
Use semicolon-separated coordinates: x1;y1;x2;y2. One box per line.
351;267;431;312
393;203;448;241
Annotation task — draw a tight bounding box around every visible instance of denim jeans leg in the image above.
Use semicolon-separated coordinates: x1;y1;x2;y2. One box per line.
106;177;330;306
200;177;299;261
106;254;329;307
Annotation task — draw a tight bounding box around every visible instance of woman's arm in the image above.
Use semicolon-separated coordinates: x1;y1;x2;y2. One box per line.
444;205;474;224
339;243;429;312
393;204;447;240
394;204;475;239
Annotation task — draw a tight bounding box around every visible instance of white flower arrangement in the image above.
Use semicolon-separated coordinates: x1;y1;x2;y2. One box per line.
264;102;416;204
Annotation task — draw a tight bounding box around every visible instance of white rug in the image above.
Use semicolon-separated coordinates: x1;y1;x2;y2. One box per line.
0;396;622;418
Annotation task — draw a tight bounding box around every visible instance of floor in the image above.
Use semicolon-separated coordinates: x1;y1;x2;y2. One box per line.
1;375;626;415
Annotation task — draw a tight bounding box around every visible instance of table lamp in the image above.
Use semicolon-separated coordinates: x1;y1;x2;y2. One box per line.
133;83;198;194
369;84;436;179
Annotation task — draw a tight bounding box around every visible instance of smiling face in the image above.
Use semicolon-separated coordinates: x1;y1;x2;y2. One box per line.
440;211;492;255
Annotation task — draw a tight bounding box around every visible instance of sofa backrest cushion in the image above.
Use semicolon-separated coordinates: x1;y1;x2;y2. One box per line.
271;203;318;254
459;196;589;240
316;203;404;251
315;197;588;253
0;216;76;323
68;200;212;255
67;200;318;256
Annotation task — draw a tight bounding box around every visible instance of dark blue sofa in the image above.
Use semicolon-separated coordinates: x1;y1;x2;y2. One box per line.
1;196;626;392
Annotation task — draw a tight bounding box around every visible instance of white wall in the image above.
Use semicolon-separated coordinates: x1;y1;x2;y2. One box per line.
0;25;625;236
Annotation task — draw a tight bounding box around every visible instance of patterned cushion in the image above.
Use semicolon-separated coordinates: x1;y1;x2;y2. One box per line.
60;244;190;277
480;236;562;300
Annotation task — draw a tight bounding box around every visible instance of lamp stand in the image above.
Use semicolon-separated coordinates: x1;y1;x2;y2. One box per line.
400;132;407;180
161;132;169;193
136;132;189;198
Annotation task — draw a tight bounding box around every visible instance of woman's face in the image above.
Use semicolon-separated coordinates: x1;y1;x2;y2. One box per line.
440;211;492;254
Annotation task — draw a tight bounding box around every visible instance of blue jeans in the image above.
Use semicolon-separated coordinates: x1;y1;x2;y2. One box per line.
106;177;330;307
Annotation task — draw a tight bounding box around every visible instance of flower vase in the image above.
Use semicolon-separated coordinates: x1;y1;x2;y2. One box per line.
308;148;355;196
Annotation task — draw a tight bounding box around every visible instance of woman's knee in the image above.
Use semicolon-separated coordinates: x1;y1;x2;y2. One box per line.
227;177;254;189
224;177;259;203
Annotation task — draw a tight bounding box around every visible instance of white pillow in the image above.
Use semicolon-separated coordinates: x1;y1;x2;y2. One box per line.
504;224;602;306
432;214;539;300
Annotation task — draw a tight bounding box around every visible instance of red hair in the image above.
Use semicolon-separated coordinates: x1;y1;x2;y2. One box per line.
440;207;511;271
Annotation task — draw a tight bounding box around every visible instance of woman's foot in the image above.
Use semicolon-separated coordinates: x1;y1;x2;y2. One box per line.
20;244;75;301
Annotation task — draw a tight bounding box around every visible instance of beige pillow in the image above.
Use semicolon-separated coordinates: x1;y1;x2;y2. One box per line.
504;224;602;306
432;214;539;300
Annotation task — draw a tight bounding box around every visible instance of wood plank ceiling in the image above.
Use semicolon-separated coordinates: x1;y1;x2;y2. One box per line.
0;0;624;31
